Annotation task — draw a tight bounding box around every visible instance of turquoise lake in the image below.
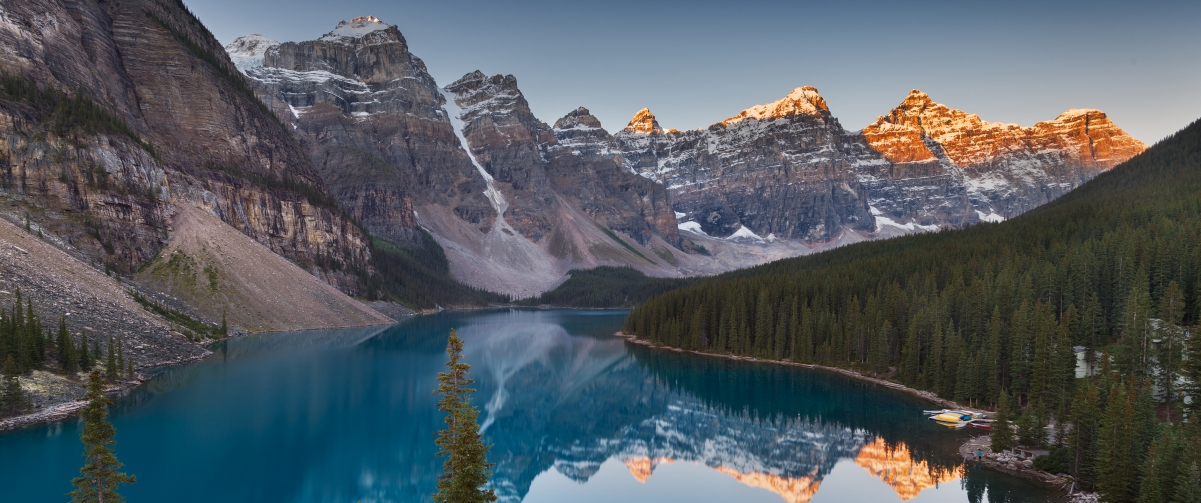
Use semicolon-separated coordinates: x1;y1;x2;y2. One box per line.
0;309;1059;502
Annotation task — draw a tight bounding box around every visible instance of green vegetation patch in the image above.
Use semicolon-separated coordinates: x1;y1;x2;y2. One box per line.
360;229;508;310
130;290;223;340
523;266;695;308
208;161;339;211
594;223;653;264
0;73;156;157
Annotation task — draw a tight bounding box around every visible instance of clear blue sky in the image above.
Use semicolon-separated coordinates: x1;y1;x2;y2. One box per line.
188;0;1200;144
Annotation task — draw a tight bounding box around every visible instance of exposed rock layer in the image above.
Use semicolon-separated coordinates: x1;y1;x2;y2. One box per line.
0;0;372;290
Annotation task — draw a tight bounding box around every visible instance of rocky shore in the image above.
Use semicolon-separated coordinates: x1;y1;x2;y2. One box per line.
0;370;156;431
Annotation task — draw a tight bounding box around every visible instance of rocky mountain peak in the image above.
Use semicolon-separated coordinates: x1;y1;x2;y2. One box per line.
258;16;422;84
721;86;829;126
224;34;279;72
321;16;391;41
862;89;1146;171
447;70;520;96
624;108;663;134
900;89;933;106
553;107;604;130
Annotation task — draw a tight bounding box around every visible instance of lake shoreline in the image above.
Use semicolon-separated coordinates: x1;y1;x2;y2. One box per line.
614;331;1086;498
613;331;975;411
0;370;158;431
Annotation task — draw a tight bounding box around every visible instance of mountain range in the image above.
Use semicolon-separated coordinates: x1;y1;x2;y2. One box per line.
223;16;1144;297
0;0;1145;363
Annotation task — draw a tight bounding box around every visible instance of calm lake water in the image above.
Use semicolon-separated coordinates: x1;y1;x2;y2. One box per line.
1;309;1058;502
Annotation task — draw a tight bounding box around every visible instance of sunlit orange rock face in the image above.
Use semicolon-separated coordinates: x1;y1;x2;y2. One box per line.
714;466;822;503
620;457;821;503
623;457;675;483
862;90;1146;170
624;108;665;134
854;438;963;501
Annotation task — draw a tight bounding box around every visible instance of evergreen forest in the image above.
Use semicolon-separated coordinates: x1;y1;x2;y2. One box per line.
0;290;134;419
623;118;1201;501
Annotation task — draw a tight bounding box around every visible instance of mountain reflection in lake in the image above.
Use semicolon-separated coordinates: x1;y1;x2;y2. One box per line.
0;309;1058;503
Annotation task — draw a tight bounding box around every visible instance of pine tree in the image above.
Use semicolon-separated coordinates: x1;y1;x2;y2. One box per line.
58;317;76;374
992;390;1016;452
116;340;124;380
1138;427;1182;503
1097;383;1138;503
1017;400;1046;447
105;336;116;383
1;355;27;416
1157;282;1186;411
1173;461;1201;503
433;329;496;503
1070;383;1102;490
69;371;135;502
79;330;91;372
1081;292;1105;373
1183;323;1201;418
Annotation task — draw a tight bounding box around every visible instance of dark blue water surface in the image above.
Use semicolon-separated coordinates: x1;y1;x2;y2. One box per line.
1;309;1059;502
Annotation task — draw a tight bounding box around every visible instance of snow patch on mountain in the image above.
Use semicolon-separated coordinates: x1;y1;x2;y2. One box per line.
440;88;506;214
721;86;828;126
976;210;1005;223
726;225;765;243
875;215;939;233
678;221;707;236
223;34;279;73
321;16;389;41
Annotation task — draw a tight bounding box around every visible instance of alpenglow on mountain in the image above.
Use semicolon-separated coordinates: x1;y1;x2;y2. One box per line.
225;17;1145;296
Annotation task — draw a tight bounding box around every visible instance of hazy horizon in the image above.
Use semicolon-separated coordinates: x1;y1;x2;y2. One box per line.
188;0;1200;144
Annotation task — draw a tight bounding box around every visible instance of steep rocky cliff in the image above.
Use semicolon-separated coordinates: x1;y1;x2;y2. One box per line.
0;0;389;352
240;19;686;297
243;17;487;247
0;0;372;289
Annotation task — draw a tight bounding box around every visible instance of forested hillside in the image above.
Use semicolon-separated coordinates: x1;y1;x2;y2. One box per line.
623;118;1201;500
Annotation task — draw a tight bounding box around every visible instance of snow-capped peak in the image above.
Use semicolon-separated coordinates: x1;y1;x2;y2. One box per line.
721;86;829;126
321;16;390;41
224;34;279;73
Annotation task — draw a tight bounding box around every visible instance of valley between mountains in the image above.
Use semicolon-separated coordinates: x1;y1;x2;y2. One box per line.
0;2;1145;420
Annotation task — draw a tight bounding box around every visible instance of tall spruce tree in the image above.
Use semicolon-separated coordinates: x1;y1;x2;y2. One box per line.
1070;383;1102;490
57;317;76;374
1097;383;1138;503
1173;461;1201;503
69;371;135;503
105;336;116;383
2;355;27;416
433;329;495;503
1138;427;1182;503
991;390;1016;452
1157;282;1186;411
78;330;91;372
1183;323;1201;417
